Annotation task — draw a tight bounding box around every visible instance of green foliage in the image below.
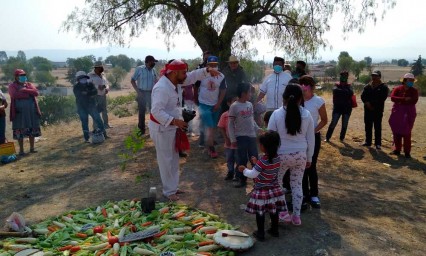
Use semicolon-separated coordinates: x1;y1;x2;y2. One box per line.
29;56;53;71
364;56;372;67
415;75;426;96
352;60;367;80
62;0;396;69
33;71;57;86
324;66;338;78
17;51;26;62
66;56;95;84
119;128;145;171
397;59;409;67
358;74;371;84
105;54;132;72
1;56;33;81
338;51;354;73
239;59;265;83
107;92;137;118
411;55;424;77
38;95;78;126
0;51;7;64
106;67;128;89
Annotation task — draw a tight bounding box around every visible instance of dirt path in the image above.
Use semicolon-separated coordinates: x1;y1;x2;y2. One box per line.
1;94;425;256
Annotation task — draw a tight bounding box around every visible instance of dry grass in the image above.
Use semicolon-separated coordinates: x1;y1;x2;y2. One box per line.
0;84;425;255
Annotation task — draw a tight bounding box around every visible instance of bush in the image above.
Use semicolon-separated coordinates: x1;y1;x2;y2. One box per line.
358;74;370;84
107;92;137;118
416;75;426;96
38;95;78;126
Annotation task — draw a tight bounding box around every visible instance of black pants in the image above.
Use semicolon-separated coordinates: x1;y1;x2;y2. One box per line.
364;110;383;146
302;132;321;198
256;212;278;237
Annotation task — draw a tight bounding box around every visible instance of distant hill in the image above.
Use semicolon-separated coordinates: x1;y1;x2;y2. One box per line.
5;46;201;62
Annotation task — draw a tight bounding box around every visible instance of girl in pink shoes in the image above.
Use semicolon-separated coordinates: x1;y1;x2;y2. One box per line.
268;83;315;226
238;131;289;241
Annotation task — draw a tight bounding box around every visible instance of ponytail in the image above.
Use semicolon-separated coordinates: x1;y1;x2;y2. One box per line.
283;84;303;135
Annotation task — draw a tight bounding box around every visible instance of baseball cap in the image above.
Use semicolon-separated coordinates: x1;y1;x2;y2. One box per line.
226;55;239;63
14;69;26;76
93;61;104;68
273;57;285;63
207;56;219;64
371;70;381;77
145;55;158;62
75;71;90;79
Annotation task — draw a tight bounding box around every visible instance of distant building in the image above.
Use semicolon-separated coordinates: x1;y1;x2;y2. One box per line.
309;64;335;77
51;61;68;68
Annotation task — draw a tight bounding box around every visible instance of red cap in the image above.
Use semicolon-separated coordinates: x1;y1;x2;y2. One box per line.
14;69;26;76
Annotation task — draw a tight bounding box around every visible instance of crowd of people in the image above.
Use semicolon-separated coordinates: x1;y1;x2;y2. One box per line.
0;52;420;240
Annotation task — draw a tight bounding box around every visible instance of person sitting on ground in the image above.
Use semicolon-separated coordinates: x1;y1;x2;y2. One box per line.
8;69;42;156
238;130;287;241
229;83;260;188
388;73;419;159
0;91;8;144
73;71;107;143
218;96;238;181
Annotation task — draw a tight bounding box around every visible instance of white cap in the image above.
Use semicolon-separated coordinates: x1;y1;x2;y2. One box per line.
75;71;89;79
403;73;415;79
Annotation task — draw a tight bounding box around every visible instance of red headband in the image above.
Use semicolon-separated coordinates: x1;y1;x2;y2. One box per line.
165;62;188;71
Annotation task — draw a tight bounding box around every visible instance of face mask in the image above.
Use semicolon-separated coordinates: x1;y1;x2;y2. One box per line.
340;76;348;83
79;78;88;84
406;81;414;87
210;67;218;71
18;76;27;83
296;67;303;73
273;65;283;73
301;85;311;92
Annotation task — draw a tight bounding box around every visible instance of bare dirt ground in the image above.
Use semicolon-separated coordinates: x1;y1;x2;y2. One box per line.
1;90;426;255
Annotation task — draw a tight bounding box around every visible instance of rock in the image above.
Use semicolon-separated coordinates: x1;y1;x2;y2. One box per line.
314;249;329;256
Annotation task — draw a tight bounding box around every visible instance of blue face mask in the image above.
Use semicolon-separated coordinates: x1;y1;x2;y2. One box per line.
79;78;88;84
406;81;414;87
273;65;283;73
18;76;27;83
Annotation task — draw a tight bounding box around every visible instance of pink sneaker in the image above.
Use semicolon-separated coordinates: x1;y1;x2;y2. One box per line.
279;211;292;223
292;215;302;226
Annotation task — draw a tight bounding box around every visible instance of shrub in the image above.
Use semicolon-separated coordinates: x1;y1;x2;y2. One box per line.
358;74;370;84
416;75;426;96
107;92;137;118
38;95;78;126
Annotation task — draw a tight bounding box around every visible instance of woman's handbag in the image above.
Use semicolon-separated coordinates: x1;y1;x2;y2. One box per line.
351;94;358;108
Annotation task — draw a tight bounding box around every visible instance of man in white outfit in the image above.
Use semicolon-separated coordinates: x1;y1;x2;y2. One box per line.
257;57;292;111
149;59;219;201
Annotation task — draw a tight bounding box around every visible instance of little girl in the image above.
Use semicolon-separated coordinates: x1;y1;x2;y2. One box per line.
238;131;290;241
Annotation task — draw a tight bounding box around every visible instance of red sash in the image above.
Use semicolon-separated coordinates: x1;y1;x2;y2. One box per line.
150;113;190;152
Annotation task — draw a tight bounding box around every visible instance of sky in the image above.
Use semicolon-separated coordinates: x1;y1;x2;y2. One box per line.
1;0;425;62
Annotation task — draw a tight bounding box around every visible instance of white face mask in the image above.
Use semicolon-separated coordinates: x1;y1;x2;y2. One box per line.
79;78;88;84
210;67;218;71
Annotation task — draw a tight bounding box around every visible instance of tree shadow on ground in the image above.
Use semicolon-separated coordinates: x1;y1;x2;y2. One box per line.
367;147;426;174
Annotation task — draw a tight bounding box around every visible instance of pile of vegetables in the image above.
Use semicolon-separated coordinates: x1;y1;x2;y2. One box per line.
0;200;238;256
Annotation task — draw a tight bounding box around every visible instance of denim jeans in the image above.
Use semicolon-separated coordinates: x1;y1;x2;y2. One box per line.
94;95;109;129
236;136;258;182
326;110;352;141
0;115;5;144
364;110;383;146
137;90;152;133
302;132;321;198
225;148;238;177
77;105;105;141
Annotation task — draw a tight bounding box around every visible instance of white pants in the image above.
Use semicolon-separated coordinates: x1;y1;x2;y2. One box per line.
149;121;180;197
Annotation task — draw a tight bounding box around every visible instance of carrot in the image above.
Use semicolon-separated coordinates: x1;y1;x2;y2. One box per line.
192;218;205;225
153;229;168;238
101;208;107;217
198;241;215;246
123;221;133;226
197;252;212;256
76;232;88;238
48;226;58;232
70;246;81;252
141;221;152;227
204;230;217;235
192;225;204;233
58;245;73;251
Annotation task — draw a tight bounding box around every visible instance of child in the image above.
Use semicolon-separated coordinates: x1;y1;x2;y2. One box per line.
0;91;8;144
263;110;273;128
228;83;260;188
217;96;238;181
238;131;289;241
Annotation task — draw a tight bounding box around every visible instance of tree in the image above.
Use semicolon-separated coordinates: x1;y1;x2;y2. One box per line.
0;51;8;64
29;56;53;72
62;0;396;70
107;67;128;89
17;50;26;62
337;51;354;73
324;66;338;78
364;56;372;67
352;60;367;80
240;59;264;83
397;59;409;67
66;56;94;84
411;55;424;77
33;71;57;86
105;54;132;72
391;59;398;65
1;56;33;82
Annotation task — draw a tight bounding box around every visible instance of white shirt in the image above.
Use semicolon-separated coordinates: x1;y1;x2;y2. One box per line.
0;91;5;101
303;95;325;128
151;68;211;131
267;106;315;162
260;72;292;109
198;74;226;106
88;71;109;96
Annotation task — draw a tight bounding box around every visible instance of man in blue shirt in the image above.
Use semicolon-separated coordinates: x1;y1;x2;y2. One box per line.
131;55;158;135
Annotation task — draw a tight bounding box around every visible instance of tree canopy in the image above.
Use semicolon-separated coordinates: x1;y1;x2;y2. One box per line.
62;0;396;65
66;55;95;84
411;55;424;77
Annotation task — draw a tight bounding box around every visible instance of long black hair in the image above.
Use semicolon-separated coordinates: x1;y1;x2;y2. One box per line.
258;131;280;163
283;83;303;135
